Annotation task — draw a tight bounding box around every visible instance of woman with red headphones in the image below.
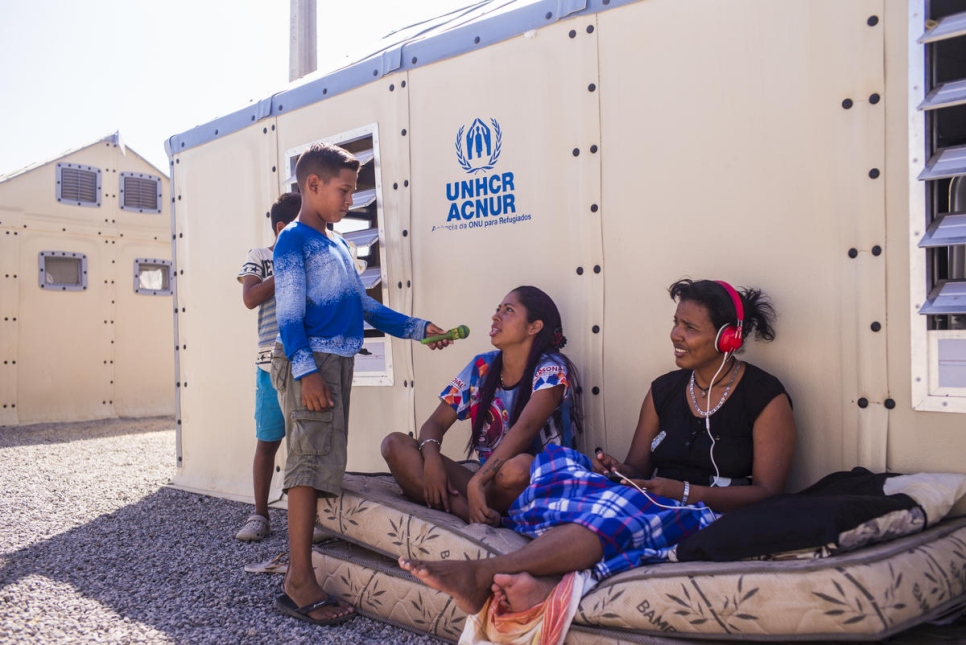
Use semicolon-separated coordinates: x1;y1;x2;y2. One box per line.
594;278;797;513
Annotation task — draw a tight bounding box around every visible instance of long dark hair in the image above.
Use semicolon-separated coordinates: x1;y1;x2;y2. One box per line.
468;286;584;455
668;279;777;345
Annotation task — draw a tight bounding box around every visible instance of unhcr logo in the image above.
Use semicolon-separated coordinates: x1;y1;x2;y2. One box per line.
456;118;502;174
434;117;531;231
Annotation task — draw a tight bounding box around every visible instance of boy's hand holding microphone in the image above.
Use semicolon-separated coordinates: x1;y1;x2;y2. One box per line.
421;324;469;350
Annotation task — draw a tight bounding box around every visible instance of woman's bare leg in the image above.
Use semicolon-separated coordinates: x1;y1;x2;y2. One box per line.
399;523;602;614
381;432;474;520
487;453;534;515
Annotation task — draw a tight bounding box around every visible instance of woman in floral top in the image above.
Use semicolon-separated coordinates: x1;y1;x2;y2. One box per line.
382;286;583;526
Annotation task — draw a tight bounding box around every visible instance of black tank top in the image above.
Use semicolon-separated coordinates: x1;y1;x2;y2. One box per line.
650;363;790;484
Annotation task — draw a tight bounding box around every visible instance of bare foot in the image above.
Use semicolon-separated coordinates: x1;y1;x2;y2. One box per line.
491;572;559;613
283;575;355;622
399;557;491;614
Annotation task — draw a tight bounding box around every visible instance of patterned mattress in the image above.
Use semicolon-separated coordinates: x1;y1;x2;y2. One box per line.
313;472;966;642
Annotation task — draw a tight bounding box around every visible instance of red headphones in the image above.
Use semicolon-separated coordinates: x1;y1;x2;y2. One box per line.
714;280;745;354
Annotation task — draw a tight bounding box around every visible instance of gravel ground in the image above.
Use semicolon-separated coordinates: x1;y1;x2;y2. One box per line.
0;417;442;645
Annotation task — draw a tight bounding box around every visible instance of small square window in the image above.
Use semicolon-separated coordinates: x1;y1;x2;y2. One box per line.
56;163;101;207
120;173;162;213
134;259;172;295
38;252;87;291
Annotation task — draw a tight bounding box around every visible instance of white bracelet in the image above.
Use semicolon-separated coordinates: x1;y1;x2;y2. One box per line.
680;481;691;505
418;438;441;451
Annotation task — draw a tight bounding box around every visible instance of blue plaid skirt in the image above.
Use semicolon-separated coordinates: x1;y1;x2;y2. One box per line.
504;445;719;579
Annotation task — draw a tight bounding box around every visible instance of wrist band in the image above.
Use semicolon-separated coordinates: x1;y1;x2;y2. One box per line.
418;438;441;451
681;481;691;505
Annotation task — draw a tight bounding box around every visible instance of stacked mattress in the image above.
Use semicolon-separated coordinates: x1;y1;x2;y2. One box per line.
311;472;966;643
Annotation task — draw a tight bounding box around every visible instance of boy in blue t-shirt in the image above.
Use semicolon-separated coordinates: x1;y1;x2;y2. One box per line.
271;142;450;626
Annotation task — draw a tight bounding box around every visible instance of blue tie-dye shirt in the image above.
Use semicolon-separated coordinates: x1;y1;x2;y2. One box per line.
274;222;428;379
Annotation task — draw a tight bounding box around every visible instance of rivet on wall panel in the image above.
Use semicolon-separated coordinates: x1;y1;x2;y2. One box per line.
592;325;600;334
401;81;406;88
569;30;576;38
586;25;594;34
389;84;395;92
572;148;580;156
590;204;598;213
872;245;882;256
870;321;882;332
402;230;409;236
867;15;879;26
576;267;584;275
857;397;869;408
593;265;601;274
588;83;596;92
474;36;480;44
592;386;600;395
848;248;858;258
884;398;896;409
842;98;853;109
869;93;880;105
869;168;880;179
545;11;552;19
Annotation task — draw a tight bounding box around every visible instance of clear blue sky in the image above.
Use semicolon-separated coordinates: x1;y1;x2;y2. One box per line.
0;0;475;176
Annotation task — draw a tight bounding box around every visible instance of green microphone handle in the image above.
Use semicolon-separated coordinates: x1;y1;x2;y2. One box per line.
421;325;470;344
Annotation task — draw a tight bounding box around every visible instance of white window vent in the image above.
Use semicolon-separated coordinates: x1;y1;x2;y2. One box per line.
56;163;101;207
120;173;162;213
38;251;87;291
910;0;966;410
134;259;172;295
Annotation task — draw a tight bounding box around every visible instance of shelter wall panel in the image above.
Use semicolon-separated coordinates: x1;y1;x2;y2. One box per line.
113;239;175;417
0;212;20;425
170;123;280;499
408;16;607;458
16;233;113;423
275;78;420;471
596;0;886;490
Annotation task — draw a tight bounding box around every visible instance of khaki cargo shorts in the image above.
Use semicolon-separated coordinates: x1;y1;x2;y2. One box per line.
270;343;354;496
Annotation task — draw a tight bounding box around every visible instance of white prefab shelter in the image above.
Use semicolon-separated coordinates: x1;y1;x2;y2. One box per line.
0;134;175;426
166;0;966;514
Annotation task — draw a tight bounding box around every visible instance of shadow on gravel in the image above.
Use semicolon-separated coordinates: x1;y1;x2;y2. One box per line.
0;417;177;449
0;488;345;643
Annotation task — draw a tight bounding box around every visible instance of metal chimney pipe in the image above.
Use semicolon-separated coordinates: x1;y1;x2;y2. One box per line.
289;0;318;82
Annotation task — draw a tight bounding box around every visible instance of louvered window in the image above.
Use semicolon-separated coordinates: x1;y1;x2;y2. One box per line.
284;126;394;386
38;252;87;291
120;173;162;213
911;0;966;407
56;163;101;207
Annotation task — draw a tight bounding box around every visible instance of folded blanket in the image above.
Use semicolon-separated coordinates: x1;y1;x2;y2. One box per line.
459;571;589;645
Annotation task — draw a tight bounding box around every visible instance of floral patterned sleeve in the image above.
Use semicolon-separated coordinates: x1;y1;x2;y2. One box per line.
439;353;495;421
531;356;570;400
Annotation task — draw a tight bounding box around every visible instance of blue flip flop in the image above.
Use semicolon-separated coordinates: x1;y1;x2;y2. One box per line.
274;592;357;627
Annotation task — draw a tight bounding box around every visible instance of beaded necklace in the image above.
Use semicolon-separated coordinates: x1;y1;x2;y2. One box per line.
693;359;736;397
689;361;741;417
